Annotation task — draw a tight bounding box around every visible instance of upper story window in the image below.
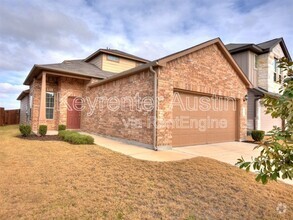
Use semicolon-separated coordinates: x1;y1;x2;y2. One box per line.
107;55;120;62
46;92;54;119
273;58;282;83
254;54;258;69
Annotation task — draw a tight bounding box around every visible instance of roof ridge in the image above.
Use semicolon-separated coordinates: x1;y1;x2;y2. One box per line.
257;37;282;45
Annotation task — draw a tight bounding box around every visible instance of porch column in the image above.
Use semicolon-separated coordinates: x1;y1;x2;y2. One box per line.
39;72;46;124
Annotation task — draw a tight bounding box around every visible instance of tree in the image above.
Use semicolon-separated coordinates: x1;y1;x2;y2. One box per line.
236;57;293;184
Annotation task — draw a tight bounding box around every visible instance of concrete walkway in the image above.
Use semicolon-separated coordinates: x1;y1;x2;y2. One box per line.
81;132;259;163
79;132;195;161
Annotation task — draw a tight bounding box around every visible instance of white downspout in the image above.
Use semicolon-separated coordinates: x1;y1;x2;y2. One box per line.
149;65;158;151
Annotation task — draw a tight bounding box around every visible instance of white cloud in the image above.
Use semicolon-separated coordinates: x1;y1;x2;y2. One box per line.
0;0;292;109
0;83;28;95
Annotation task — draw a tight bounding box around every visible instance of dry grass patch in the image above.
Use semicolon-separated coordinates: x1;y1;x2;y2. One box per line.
0;125;292;219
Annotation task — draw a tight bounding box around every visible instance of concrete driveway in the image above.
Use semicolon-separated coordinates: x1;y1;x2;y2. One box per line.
81;132;292;185
172;142;261;165
81;131;259;164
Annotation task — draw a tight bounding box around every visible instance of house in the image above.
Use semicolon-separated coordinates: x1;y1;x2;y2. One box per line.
17;49;149;130
18;38;252;150
226;38;291;133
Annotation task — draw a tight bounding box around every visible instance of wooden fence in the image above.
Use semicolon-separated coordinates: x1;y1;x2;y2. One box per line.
0;108;20;126
0;108;4;126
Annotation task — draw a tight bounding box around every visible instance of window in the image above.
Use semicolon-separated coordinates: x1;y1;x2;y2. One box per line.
254;54;258;69
29;95;33;120
273;58;281;83
46;92;54;119
107;55;120;62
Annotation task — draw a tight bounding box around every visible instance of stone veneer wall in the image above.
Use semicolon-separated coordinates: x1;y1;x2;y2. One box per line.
257;43;286;93
81;71;154;145
156;44;248;147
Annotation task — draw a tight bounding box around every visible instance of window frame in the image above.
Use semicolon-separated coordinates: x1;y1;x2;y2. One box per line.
107;55;120;62
273;58;280;83
46;92;55;120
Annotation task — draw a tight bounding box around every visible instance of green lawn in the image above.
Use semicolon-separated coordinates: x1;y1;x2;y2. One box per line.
0;125;292;219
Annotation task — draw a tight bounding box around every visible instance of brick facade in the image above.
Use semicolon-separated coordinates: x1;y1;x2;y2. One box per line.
30;73;85;131
81;71;155;145
156;44;248;147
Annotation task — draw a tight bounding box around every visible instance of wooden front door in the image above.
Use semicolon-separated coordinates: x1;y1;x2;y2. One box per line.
67;97;81;129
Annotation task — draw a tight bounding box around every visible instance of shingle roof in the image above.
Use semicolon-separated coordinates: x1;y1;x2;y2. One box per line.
226;38;291;60
17;89;30;100
23;60;115;85
23;48;149;85
38;60;114;78
257;38;282;51
225;43;251;51
84;48;149;63
89;38;253;89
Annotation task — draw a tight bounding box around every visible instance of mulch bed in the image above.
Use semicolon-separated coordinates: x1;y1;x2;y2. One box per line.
18;134;61;141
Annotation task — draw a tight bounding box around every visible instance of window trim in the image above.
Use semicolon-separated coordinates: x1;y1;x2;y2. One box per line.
254;54;258;69
273;58;282;84
46;92;55;120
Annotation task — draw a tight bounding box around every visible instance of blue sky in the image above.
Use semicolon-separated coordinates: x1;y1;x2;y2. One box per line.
0;0;292;109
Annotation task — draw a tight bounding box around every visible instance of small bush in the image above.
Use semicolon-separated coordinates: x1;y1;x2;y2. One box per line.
58;130;94;145
58;124;66;131
38;125;47;136
19;124;31;137
251;130;265;142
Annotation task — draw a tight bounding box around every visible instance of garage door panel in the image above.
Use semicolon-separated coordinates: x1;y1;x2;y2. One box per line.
172;92;238;147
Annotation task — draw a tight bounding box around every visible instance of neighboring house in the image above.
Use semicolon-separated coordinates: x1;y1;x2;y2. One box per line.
226;38;291;133
18;38;251;150
17;89;30;124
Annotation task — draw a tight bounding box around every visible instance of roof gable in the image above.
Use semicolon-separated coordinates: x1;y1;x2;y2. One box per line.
90;38;252;88
84;49;149;63
156;38;252;88
23;60;115;85
17;89;29;100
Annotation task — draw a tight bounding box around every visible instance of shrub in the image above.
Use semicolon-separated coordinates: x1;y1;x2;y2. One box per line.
58;130;94;145
58;124;66;131
19;124;31;137
38;125;47;136
251;130;265;142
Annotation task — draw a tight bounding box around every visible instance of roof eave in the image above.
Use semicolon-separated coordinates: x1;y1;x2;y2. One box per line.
23;65;104;85
229;45;263;55
16;89;30;100
89;61;160;88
